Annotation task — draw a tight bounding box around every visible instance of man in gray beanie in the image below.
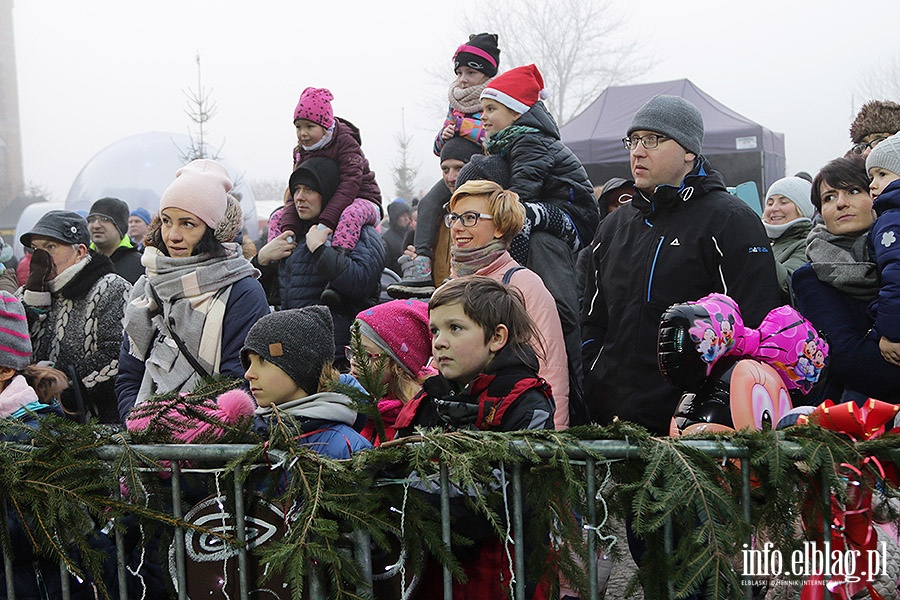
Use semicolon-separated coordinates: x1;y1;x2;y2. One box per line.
582;94;779;436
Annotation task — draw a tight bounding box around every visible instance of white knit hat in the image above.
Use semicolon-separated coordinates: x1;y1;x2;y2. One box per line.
765;177;814;219
867;132;900;178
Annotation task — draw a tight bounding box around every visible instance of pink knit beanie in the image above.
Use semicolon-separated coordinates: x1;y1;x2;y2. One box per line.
355;300;433;379
293;87;335;129
159;159;233;229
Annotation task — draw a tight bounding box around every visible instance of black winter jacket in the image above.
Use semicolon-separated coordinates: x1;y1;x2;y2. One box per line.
394;345;554;436
498;101;599;247
256;222;385;359
582;158;779;434
109;244;144;285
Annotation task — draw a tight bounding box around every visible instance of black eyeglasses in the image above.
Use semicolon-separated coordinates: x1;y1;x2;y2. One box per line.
86;215;114;224
850;135;889;155
623;134;670;151
443;211;493;228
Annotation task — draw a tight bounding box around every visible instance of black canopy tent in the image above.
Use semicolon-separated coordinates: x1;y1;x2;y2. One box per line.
560;79;785;203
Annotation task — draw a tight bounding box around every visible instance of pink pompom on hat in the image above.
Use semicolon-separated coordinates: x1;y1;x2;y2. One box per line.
293;87;335;129
480;64;546;115
355;300;433;379
159;159;233;229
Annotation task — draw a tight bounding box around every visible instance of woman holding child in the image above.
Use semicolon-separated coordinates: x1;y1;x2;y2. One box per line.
116;159;270;421
791;155;900;403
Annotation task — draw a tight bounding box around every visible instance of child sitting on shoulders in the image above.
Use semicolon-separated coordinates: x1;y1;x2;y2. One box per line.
865;133;900;365
392;34;500;295
280;87;383;303
433;32;500;156
243;305;372;459
480;63;598;264
350;299;434;445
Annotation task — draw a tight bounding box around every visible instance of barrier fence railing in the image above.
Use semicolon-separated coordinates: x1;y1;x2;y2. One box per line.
1;438;867;600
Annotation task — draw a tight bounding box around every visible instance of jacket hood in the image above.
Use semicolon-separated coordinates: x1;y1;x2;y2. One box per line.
874;179;900;216
631;156;727;218
254;391;358;427
515;101;560;140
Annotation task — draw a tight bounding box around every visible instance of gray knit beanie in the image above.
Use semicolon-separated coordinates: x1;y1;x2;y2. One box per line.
241;306;334;395
765;177;814;219
456;154;511;188
627;95;704;155
0;292;32;371
867;132;900;179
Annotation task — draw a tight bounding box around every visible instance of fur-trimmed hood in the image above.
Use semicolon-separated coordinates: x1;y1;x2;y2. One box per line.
850;100;900;143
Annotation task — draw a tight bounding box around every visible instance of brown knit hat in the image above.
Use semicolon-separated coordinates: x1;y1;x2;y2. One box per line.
849;100;900;144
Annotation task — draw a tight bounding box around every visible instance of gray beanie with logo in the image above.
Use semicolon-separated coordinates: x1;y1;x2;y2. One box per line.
627;95;704;156
241;306;334;396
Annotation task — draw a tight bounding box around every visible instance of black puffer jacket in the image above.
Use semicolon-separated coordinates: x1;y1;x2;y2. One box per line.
582;158;779;434
500;101;599;246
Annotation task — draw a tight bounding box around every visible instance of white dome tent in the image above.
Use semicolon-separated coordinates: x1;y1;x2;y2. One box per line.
65;131;257;235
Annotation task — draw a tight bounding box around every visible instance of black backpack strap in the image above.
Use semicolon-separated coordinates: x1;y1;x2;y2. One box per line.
501;266;526;285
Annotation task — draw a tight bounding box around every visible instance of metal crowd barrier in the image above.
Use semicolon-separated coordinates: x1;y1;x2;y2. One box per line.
1;439;819;600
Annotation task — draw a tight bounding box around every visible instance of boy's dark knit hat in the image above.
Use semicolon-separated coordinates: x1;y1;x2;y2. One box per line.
456;154;511;188
866;132;900;178
20;210;90;248
289;157;341;205
850;100;900;144
241;306;335;396
0;292;32;371
453;33;500;77
88;197;130;238
627;94;704;156
440;136;482;165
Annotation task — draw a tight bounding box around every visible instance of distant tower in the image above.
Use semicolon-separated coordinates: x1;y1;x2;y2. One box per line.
0;0;24;211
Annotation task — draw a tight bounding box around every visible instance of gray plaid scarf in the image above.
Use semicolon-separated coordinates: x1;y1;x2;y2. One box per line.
805;223;879;301
124;243;259;402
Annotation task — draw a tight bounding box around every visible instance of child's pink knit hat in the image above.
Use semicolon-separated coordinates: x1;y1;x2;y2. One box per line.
293;87;335;129
480;64;546;114
159;159;233;229
355;300;433;379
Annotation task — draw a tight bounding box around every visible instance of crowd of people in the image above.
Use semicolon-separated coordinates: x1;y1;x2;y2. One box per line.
1;29;900;600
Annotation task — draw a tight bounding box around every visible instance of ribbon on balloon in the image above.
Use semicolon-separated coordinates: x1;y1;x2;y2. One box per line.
798;399;900;600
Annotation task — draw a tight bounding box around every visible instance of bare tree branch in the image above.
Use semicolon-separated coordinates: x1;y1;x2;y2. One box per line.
855;52;900;106
465;0;653;125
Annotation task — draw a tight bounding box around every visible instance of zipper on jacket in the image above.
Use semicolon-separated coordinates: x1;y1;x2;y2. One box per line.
647;236;665;303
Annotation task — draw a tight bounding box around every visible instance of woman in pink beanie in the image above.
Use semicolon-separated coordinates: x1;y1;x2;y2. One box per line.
351;299;434;445
116;159;270;421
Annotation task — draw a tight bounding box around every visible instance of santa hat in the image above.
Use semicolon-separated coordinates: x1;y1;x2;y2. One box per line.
480;64;546;115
